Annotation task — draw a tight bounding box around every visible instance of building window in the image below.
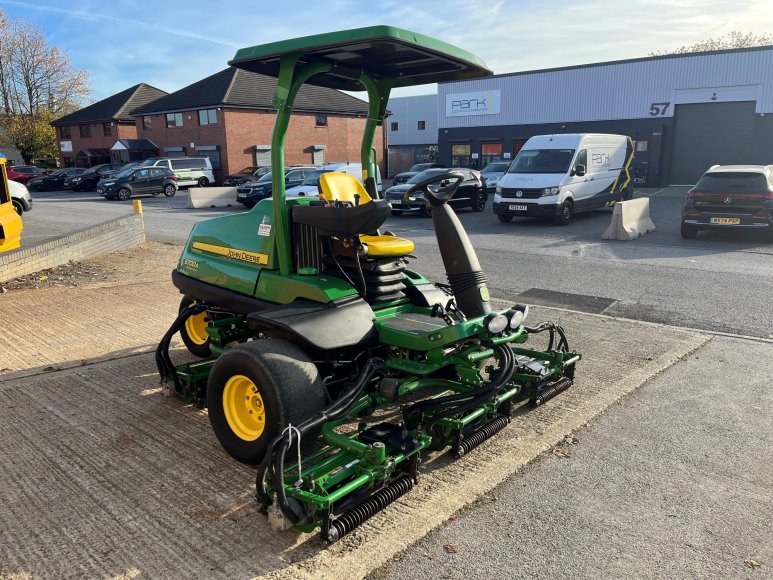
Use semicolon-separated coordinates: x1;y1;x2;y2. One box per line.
166;113;183;128
103;123;112;136
143;116;152;130
63;157;74;167
79;124;91;138
481;142;503;165
391;122;398;131
315;113;328;127
60;126;71;139
198;109;217;126
636;140;648;152
451;143;471;167
417;120;426;130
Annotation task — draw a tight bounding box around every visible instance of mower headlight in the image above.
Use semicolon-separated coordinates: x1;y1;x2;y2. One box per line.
541;186;560;196
507;304;530;329
484;313;509;334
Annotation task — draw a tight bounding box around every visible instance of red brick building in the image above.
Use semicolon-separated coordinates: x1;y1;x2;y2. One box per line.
129;68;383;183
51;84;168;167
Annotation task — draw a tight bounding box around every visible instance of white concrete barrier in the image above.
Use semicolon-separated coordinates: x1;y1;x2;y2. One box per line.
602;198;656;240
187;186;239;209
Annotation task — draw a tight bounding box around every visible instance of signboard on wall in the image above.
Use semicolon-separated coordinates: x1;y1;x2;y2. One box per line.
60;140;73;152
446;90;501;116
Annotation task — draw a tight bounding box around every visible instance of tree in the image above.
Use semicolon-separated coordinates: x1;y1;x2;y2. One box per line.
650;31;773;56
0;10;90;163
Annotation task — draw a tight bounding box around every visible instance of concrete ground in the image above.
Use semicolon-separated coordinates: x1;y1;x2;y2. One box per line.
0;243;709;579
374;335;772;580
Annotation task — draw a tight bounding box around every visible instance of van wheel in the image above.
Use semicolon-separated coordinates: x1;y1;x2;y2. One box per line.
198;177;209;187
497;214;512;223
391;210;403;216
471;191;487;212
680;221;698;239
556;200;573;226
117;188;132;201
164;184;176;197
12;199;23;215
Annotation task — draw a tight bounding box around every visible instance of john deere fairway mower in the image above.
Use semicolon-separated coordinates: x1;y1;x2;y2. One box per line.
156;26;580;542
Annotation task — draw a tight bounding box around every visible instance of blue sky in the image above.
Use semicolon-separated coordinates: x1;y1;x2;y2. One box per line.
2;0;771;103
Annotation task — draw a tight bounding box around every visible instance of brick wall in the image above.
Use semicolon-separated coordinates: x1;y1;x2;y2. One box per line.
58;121;137;167
0;213;146;283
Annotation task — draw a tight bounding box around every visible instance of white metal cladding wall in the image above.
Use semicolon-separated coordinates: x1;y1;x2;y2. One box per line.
438;48;773;128
386;95;438;145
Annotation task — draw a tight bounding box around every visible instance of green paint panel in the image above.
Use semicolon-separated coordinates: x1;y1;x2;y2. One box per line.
229;25;492;91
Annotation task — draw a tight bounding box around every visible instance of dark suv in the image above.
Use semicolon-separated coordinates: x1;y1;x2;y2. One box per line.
69;163;126;191
236;166;316;207
681;165;773;240
392;163;446;185
97;167;177;200
27;167;86;191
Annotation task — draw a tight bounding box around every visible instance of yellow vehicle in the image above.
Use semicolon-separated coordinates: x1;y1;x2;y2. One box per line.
0;157;23;252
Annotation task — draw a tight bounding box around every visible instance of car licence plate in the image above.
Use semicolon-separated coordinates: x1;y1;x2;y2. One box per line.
237;193;247;199
710;217;740;225
96;188;103;193
509;204;528;211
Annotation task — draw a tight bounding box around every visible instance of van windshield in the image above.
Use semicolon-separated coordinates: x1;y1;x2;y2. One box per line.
508;149;575;174
302;169;335;186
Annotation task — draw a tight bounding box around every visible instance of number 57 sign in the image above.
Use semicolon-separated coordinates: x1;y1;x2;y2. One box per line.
649;102;671;116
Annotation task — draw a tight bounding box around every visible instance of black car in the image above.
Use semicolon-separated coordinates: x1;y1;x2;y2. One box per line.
385;168;487;216
681;165;773;240
69;163;126;191
97;167;178;200
392;162;446;185
223;166;270;186
27;168;86;191
236;166;316;207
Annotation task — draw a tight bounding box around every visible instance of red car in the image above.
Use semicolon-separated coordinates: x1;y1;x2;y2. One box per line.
7;165;47;184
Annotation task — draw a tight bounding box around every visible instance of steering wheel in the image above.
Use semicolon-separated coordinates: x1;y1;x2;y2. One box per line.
404;171;465;207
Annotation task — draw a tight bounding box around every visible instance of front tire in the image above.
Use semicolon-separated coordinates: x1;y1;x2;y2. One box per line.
178;296;212;358
117;188;131;201
471;190;487;212
206;339;325;465
391;210;404;216
164;184;176;197
197;177;209;187
680;221;698;239
556;200;573;226
497;214;513;223
12;199;23;215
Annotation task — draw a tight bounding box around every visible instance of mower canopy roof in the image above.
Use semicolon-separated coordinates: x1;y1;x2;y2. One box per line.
229;25;492;91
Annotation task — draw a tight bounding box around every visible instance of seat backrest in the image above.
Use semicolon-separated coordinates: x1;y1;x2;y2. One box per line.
319;172;372;205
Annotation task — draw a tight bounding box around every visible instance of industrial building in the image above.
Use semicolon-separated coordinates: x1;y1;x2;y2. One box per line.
430;45;773;186
385;94;438;177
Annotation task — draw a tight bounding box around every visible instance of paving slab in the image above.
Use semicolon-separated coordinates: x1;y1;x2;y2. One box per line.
0;297;707;579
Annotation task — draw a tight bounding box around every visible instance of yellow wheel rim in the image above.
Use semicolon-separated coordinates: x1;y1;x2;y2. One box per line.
184;309;209;345
222;375;266;441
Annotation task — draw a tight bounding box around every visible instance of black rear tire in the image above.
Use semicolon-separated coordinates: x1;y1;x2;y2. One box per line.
117;188;131;201
680;221;698;239
556;200;573;226
206;339;325;465
12;199;23;215
198;176;209;187
164;184;176;197
497;214;513;223
471;190;487;212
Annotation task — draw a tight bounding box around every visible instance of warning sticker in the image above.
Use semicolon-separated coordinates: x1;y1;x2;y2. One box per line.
258;223;272;237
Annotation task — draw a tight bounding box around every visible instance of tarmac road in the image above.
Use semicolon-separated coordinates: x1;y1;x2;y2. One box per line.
374;335;773;580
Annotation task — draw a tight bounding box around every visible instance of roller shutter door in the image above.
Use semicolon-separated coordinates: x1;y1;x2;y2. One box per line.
669;101;757;185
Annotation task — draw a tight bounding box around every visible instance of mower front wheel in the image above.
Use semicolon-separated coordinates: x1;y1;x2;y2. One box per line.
179;296;212;358
206;339;325;465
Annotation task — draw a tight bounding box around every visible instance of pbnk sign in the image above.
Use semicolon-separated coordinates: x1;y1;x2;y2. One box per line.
446;90;501;116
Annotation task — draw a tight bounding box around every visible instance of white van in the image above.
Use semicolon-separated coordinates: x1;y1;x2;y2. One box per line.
140;157;215;188
494;133;634;225
286;162;382;197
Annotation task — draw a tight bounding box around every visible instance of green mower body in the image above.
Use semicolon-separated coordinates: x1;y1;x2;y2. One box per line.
156;25;581;543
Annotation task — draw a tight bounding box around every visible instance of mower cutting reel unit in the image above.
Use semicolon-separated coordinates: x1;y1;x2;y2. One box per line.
155;25;581;542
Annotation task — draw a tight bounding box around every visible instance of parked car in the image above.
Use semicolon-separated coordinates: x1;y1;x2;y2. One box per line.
222;166;270;186
97;166;178;200
286;162;383;197
392;162;446;185
480;160;511;191
8;179;33;214
236;166;317;207
7;165;47;184
493;133;633;225
385;167;487;216
69;163;126;191
681;165;773;240
139;157;215;188
27;167;86;191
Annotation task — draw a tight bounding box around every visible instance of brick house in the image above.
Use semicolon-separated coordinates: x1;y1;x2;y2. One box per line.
51;84;168;167
129;67;384;183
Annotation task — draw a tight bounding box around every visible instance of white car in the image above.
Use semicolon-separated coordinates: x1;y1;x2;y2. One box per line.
287;162;383;197
9;179;33;214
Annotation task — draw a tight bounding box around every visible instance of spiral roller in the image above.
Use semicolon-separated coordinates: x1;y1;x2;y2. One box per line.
453;414;510;459
326;473;415;543
530;377;572;407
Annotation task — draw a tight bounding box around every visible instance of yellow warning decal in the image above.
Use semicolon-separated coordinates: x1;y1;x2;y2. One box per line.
192;242;269;265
